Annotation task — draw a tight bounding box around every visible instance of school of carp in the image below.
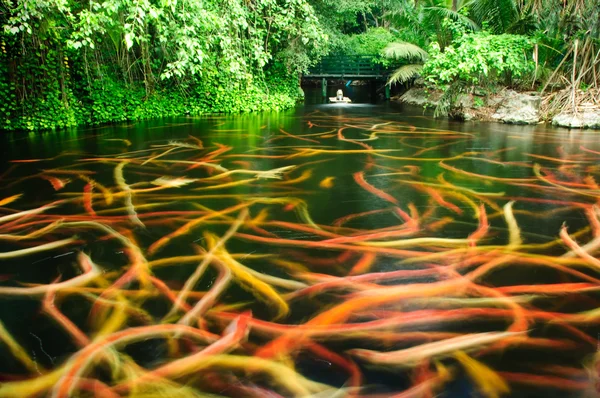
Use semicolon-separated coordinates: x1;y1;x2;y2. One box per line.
0;110;599;397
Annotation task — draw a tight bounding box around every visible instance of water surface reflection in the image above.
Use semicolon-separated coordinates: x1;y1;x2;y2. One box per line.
0;103;599;397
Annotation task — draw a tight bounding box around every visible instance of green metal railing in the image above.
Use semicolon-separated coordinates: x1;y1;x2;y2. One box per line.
305;55;399;78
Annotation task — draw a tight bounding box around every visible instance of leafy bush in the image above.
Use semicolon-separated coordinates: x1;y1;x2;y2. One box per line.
0;0;324;131
422;31;535;87
334;28;401;64
0;48;301;131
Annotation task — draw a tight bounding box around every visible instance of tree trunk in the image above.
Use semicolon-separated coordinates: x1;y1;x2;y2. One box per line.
141;27;155;97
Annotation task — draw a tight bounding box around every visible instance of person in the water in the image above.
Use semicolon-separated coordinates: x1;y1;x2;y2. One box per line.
336;89;344;101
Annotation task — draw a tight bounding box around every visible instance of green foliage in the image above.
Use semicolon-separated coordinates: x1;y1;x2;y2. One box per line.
309;0;371;34
0;0;325;131
422;31;535;87
188;68;298;115
385;0;478;51
80;77;187;125
334;28;401;63
383;40;429;85
2;0;597;130
468;0;520;34
433;80;468;118
419;28;536;119
0;40;17;130
387;64;424;85
383;42;428;63
534;1;599;91
0;19;84;131
310;0;404;35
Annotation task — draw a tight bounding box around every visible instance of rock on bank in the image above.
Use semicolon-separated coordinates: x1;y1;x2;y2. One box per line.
396;87;543;125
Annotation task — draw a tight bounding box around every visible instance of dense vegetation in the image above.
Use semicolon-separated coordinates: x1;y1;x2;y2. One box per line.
0;0;327;130
317;0;599;120
1;0;598;130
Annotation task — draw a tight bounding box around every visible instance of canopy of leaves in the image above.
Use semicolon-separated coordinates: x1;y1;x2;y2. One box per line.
0;0;327;130
421;31;535;86
331;27;402;64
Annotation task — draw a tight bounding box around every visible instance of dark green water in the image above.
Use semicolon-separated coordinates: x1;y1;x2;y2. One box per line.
0;93;599;397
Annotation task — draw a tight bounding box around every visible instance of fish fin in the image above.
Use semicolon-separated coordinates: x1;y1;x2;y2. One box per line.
454;351;509;398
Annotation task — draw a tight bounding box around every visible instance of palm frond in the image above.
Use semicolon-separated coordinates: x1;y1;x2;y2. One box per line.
505;14;536;35
424;7;480;31
383;42;428;62
469;0;519;34
387;64;424;85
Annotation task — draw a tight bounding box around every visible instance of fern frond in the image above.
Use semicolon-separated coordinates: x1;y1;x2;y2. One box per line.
383;42;428;62
387;64;423;85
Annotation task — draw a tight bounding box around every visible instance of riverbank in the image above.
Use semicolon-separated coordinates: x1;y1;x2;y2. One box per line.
394;84;600;129
0;79;302;132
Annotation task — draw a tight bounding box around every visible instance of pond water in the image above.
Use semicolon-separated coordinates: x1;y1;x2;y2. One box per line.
0;92;599;397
